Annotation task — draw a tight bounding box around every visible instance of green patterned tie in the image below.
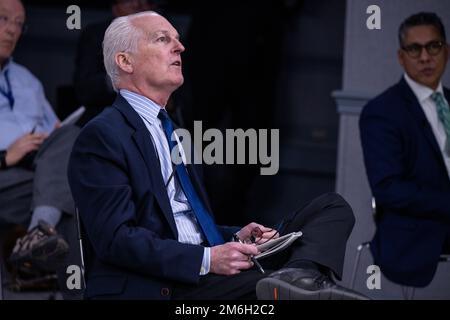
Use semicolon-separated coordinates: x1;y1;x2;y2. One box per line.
431;92;450;156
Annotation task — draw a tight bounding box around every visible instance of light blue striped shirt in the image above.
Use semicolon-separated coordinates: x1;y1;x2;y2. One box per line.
0;59;58;150
120;90;210;275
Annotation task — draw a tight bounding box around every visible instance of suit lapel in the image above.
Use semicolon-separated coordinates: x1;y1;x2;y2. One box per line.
113;95;178;238
444;87;450;106
399;78;443;161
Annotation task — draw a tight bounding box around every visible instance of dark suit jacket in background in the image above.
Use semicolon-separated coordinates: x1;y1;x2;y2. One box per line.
68;95;238;299
360;78;450;287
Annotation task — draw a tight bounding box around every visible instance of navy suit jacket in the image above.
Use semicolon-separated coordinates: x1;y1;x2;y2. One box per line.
360;78;450;287
68;95;238;299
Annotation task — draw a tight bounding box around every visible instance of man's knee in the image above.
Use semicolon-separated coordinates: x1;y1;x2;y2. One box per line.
318;192;355;227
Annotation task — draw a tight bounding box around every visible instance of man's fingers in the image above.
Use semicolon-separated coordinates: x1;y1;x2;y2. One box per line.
258;226;273;233
28;144;40;151
235;243;259;256
19;135;44;146
33;134;47;141
27;139;44;148
263;230;279;239
249;225;273;238
254;230;279;244
21;144;39;155
14;141;38;152
27;133;47;141
28;139;45;148
30;137;43;143
227;269;241;275
231;260;254;271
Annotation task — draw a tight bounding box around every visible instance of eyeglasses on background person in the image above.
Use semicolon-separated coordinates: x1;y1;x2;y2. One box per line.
402;40;446;58
0;15;27;34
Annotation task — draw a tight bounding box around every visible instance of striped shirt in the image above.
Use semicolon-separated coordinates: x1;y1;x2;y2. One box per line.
120;89;210;275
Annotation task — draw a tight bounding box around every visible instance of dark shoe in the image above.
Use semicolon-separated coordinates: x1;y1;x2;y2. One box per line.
8;220;69;274
1;224;28;273
256;268;369;300
6;272;59;292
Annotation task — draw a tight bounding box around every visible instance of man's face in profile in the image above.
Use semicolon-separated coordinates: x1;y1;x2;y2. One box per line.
129;14;185;94
398;25;449;90
0;0;25;65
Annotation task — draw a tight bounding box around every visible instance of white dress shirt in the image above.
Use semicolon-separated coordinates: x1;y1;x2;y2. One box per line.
404;73;450;180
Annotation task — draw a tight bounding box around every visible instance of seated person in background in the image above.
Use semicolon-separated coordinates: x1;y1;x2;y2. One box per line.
0;0;80;291
74;0;156;126
68;11;367;300
360;12;450;287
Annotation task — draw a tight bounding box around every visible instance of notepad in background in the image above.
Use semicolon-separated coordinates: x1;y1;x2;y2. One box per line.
60;106;86;126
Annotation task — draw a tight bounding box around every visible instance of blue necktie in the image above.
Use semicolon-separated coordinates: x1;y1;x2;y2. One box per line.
158;109;225;246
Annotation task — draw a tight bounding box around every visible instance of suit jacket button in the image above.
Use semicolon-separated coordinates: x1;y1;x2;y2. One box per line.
161;287;170;296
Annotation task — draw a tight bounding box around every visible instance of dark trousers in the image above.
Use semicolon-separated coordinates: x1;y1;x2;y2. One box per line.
445;235;450;254
172;192;355;299
0;125;80;226
0;125;83;299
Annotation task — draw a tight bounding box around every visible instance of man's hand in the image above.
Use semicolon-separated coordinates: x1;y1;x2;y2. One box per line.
210;242;260;275
236;222;279;244
5;133;48;166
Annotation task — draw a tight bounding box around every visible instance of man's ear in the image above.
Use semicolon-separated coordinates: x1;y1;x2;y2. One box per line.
115;52;133;74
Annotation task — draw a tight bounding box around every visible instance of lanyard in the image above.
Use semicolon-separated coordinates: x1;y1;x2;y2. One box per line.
0;69;14;109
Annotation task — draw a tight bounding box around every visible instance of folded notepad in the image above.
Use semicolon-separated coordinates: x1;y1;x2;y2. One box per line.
254;231;303;260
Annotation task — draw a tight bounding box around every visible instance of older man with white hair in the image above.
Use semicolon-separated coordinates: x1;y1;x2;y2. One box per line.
74;0;157;126
68;11;366;300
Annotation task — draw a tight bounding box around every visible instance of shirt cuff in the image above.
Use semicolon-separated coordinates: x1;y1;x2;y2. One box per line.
199;247;211;275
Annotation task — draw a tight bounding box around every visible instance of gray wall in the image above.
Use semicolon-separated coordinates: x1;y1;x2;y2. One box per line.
343;0;450;92
246;0;347;226
336;0;450;299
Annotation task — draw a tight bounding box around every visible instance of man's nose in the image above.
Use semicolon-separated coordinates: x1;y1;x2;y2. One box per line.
418;46;431;62
5;22;17;36
4;20;20;38
173;38;185;54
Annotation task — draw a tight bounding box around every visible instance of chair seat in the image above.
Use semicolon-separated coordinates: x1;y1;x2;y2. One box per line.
351;240;450;299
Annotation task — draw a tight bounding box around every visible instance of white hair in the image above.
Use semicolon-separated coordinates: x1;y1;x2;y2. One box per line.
103;11;160;91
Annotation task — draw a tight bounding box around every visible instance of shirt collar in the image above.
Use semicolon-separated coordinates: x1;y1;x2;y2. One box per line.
119;89;165;125
404;73;444;103
0;57;13;76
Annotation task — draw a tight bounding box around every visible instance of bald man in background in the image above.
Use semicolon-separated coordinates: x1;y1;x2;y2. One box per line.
0;0;81;296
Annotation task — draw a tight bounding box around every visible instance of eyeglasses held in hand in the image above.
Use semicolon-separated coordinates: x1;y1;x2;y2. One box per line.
249;227;279;245
232;229;267;274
